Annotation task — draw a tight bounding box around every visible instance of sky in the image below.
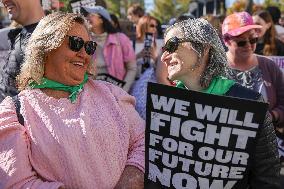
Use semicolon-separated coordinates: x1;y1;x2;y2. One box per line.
144;0;266;13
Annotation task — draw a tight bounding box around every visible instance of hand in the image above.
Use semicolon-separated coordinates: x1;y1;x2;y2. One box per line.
114;166;144;189
136;47;157;63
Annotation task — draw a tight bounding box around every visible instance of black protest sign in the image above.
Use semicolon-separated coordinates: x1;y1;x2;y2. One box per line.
96;73;125;88
145;82;268;189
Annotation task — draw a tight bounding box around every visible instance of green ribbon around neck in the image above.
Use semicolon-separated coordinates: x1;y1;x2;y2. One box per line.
30;73;89;103
176;76;235;96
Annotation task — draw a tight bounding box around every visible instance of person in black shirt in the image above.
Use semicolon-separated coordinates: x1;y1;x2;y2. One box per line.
0;0;44;102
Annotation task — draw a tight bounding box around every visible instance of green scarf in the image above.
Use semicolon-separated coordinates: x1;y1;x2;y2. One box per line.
176;76;235;95
30;73;89;103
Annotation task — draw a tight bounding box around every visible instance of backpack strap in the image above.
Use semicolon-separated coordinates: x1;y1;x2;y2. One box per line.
12;95;24;126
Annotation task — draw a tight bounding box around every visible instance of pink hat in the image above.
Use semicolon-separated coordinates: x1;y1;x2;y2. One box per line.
222;12;262;37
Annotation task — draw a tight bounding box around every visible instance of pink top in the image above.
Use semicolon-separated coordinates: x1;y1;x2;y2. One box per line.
103;33;136;80
0;80;145;189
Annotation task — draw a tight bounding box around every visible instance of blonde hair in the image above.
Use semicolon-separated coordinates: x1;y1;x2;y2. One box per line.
17;12;94;91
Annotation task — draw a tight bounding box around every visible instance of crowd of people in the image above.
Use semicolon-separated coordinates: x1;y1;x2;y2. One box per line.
0;0;283;188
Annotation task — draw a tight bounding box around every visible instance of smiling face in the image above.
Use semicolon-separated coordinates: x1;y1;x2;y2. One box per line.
86;13;103;32
161;28;207;83
147;19;157;35
44;22;91;86
2;0;32;24
253;15;271;38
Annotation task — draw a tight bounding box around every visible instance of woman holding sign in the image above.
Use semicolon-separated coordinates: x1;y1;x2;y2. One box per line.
161;18;280;188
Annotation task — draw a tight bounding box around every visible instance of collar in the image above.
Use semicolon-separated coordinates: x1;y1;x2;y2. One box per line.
30;73;89;103
176;76;235;95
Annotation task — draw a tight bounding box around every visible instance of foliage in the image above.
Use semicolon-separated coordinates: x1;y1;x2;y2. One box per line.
226;0;246;14
151;0;191;24
227;0;284;14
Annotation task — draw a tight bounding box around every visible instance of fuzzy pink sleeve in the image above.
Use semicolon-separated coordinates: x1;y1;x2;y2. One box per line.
0;97;64;189
110;85;145;173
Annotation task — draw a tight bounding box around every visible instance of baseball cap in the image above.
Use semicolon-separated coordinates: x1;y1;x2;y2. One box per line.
81;6;112;23
222;12;262;37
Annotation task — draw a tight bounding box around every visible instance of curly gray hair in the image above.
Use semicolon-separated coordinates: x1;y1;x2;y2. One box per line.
17;12;94;91
164;18;228;88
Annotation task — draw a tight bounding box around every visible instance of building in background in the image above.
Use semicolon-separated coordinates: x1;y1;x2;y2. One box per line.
190;0;226;18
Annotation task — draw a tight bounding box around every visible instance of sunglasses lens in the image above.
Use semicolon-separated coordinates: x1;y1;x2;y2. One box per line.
236;37;258;47
237;41;247;47
163;37;179;53
250;38;258;44
69;36;84;52
85;41;97;55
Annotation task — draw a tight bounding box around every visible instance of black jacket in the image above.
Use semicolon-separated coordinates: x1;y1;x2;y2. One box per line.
0;23;38;102
226;83;280;189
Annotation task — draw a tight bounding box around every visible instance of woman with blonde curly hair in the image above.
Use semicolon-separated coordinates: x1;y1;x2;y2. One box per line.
0;12;144;189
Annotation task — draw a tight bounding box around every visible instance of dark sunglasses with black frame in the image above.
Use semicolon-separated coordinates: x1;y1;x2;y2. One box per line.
67;35;97;55
162;36;190;53
230;37;259;47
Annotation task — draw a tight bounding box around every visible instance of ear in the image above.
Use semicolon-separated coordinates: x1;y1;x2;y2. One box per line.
203;44;211;56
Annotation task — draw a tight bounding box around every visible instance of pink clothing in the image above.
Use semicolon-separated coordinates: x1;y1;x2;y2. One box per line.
0;80;145;189
103;33;136;80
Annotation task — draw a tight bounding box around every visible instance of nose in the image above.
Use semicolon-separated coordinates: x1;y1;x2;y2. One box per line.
77;46;89;58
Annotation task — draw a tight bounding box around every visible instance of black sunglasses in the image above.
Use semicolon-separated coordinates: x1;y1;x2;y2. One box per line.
67;35;97;55
162;36;189;53
233;37;258;47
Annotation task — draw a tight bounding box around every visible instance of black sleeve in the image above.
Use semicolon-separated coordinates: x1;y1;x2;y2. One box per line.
249;108;280;189
226;85;280;188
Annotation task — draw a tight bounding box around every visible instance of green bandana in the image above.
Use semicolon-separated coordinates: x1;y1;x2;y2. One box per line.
30;73;89;103
176;76;235;95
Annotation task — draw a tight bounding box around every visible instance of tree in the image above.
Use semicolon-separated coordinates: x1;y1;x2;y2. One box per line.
226;0;246;14
151;0;191;24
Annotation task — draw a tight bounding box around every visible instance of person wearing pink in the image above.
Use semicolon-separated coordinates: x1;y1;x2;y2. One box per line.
0;12;145;189
81;6;137;92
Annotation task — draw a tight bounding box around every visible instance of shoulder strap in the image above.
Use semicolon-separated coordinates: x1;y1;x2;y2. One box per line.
12;95;24;126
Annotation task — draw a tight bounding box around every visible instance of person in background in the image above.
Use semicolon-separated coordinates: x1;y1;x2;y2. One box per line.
135;15;163;67
0;12;145;189
81;6;137;92
0;0;45;102
253;10;284;56
127;3;145;50
110;13;121;32
130;15;168;119
127;3;144;26
222;11;284;163
223;11;284;127
266;6;284;43
0;21;20;51
162;17;280;189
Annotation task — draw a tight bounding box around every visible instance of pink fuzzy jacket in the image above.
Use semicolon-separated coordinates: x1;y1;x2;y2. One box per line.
0;80;145;189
